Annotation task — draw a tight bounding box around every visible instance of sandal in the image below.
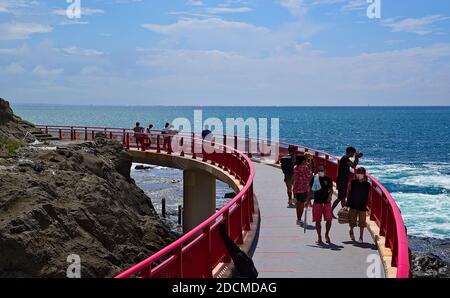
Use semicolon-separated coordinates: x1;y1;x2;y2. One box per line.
315;239;323;245
325;235;331;244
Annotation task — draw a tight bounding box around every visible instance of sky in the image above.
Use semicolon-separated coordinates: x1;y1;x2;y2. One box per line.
0;0;450;106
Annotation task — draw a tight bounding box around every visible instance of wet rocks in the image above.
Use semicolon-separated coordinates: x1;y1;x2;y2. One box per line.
409;236;450;278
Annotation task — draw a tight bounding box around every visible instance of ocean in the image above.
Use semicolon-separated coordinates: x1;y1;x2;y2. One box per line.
11;104;450;239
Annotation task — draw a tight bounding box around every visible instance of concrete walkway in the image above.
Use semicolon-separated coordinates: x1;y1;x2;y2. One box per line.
252;162;384;278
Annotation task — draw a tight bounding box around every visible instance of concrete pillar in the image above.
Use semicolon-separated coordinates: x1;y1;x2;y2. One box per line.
183;168;216;233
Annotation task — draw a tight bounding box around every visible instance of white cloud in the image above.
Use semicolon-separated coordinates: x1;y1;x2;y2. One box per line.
61;46;104;56
0;22;52;40
382;15;450;35
205;7;252;14
0;63;25;74
187;0;203;6
32;65;64;77
279;0;306;17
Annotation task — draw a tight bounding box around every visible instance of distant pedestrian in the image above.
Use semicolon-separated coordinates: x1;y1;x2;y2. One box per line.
133;122;144;149
162;122;170;150
310;164;333;244
293;155;312;226
280;145;297;208
202;125;212;140
304;152;315;174
346;167;372;243
332;147;363;217
146;124;154;133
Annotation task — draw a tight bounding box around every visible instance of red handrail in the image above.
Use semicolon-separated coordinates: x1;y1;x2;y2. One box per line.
36;125;411;278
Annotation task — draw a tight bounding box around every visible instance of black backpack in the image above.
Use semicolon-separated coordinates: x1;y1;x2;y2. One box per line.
219;223;258;278
280;155;294;175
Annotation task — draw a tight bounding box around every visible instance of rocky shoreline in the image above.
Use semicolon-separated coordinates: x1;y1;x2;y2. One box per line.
0;98;176;277
409;236;449;278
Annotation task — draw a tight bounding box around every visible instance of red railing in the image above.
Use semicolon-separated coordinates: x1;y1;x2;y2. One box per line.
36;125;411;278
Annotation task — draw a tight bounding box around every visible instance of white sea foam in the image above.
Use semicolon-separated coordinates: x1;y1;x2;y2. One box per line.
391;192;450;239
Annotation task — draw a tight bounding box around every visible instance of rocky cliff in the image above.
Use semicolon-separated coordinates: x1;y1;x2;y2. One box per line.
0;98;176;277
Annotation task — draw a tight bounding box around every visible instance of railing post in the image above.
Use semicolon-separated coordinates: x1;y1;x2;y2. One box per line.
45;126;48;134
156;135;161;153
70;127;74;140
222;209;231;263
59;129;62;140
175;246;183;278
84;127;88;141
236;199;243;245
73;128;77;140
234;136;238;150
139;264;152;278
126;133;130;150
122;129;126;147
167;136;173;155
192;132;196;159
203;226;213;278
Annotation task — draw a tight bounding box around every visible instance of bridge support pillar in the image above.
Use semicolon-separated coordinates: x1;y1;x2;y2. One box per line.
183;168;216;234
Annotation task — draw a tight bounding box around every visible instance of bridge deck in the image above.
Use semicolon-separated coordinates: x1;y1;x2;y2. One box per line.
252;162;384;278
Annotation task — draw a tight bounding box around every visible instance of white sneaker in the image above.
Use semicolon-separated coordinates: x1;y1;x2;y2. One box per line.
287;203;296;208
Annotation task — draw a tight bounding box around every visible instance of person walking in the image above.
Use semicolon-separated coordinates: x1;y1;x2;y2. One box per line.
280;145;297;208
347;167;372;243
332;146;363;217
293;155;312;226
310;164;334;244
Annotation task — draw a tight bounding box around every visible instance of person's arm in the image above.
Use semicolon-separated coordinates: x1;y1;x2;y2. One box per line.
327;179;333;203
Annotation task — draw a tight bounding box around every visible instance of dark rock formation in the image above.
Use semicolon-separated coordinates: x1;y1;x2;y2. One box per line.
0;99;176;277
0;98;36;143
409;236;450;278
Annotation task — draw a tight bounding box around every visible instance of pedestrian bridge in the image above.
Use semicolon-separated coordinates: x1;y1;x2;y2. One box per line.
37;125;411;278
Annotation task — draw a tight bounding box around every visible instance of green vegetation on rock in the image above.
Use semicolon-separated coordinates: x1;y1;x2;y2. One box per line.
0;137;24;157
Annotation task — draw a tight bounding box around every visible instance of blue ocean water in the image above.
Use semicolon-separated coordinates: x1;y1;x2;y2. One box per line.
11;104;450;239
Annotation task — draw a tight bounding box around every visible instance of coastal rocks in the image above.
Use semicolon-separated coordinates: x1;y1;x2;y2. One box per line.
409;236;450;278
411;253;449;278
0;98;14;125
0;98;36;143
0;137;176;277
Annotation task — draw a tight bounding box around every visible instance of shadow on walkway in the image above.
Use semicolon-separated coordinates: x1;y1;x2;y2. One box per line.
342;241;378;250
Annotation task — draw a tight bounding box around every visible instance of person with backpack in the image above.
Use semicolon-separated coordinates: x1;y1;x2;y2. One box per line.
293;155;312;226
280;145;297;208
346;167;372;243
309;164;334;244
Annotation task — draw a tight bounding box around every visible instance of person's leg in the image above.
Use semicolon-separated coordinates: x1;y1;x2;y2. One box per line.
348;208;357;241
296;201;305;221
325;221;332;243
296;193;306;221
285;177;293;206
323;203;333;243
358;211;367;242
316;222;322;243
313;204;323;243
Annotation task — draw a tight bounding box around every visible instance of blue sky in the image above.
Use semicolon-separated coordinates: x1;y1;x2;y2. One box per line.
0;0;450;106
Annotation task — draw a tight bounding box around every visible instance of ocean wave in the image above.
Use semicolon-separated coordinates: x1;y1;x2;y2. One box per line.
391;192;450;239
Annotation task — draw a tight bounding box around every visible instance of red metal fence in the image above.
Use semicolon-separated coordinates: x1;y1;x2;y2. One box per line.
37;125;411;278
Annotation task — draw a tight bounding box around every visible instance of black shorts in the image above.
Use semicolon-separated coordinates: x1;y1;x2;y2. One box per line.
284;174;293;183
295;192;308;203
337;179;348;199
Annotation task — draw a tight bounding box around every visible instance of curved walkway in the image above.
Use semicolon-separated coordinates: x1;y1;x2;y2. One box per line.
252;162;384;278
